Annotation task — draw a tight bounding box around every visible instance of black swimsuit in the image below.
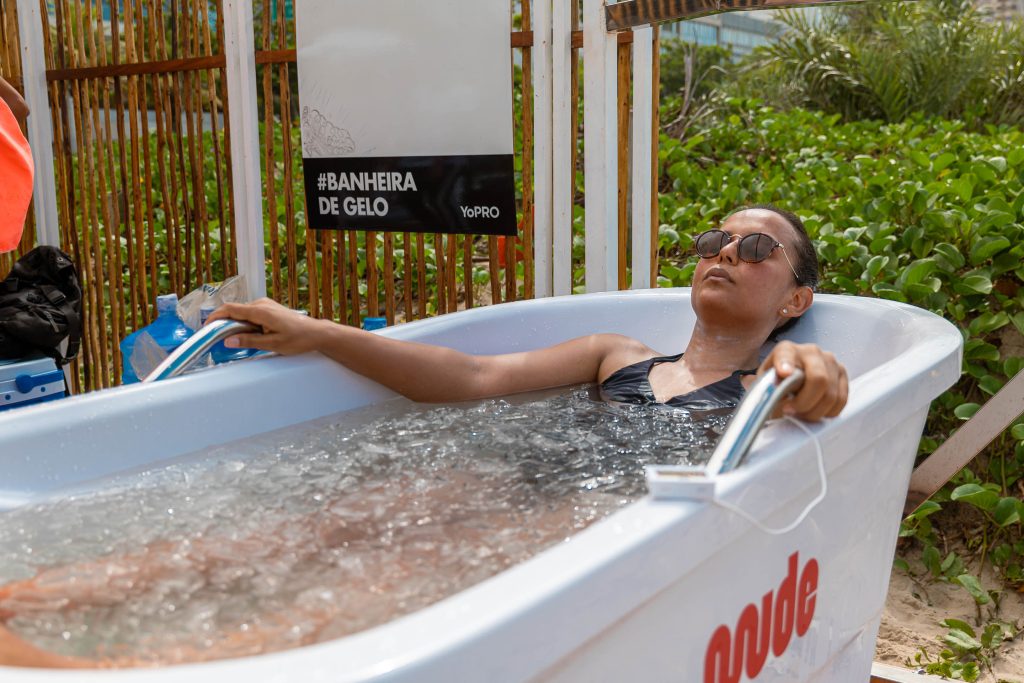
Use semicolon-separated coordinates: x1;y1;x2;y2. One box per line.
600;352;757;411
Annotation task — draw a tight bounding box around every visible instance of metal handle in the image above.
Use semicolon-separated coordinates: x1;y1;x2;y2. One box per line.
704;368;805;475
141;319;258;383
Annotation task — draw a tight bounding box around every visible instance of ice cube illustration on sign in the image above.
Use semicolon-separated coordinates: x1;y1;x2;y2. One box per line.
301;106;355;157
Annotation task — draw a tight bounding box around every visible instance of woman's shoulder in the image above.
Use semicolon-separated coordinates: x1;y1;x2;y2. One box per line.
587;333;656;356
589;334;661;383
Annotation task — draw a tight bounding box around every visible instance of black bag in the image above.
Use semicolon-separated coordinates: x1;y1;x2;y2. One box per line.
0;246;82;364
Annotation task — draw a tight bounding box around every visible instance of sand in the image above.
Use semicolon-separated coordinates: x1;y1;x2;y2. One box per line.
875;549;1024;682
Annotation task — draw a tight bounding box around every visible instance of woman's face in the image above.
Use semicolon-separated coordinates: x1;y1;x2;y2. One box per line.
690;209;805;337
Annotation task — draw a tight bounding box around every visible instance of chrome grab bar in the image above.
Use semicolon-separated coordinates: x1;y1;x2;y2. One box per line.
704;368;805;475
141;319;259;383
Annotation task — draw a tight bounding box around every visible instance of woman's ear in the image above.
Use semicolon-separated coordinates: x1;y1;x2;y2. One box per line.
781;287;813;320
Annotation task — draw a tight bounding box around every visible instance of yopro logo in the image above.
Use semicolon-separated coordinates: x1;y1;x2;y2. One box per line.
460;205;501;219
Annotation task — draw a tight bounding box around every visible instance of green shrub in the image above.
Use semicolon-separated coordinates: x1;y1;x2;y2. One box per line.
738;0;1024;127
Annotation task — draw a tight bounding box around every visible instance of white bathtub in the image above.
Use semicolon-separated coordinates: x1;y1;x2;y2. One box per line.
0;289;961;682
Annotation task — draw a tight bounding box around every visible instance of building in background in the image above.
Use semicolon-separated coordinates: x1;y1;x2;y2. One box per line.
660;8;826;57
661;12;785;56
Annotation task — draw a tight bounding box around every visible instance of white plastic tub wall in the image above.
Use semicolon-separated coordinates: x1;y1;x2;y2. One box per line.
0;290;962;683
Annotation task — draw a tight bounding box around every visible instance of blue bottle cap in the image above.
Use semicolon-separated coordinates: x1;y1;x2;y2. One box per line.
363;317;388;331
156;293;179;313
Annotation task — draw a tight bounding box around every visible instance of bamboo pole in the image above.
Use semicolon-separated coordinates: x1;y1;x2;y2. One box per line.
447;232;458;313
487;234;501;304
181;4;206;289
416;233;426;319
219;7;239;280
366;230;380;317
462;234;473;310
347;229;360;325
189;1;211;285
95;5;125;387
617;38;630;291
435;232;448;314
132;3;156;308
277;1;298;309
338;232;349;324
111;0;134;378
201;0;229;281
403;232;414;320
383;232;395;324
521;0;535;300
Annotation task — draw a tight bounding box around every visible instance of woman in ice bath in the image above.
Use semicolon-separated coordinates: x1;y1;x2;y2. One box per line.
210;205;847;421
0;205;847;668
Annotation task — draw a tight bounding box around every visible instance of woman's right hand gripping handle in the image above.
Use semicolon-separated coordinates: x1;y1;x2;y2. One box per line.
211;298;325;356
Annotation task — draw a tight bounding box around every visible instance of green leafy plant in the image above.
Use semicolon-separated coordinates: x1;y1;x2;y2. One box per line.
738;0;1024;127
911;618;1018;680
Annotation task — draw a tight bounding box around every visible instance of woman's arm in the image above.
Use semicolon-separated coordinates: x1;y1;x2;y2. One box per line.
0;77;29;121
211;299;635;403
0;625;87;669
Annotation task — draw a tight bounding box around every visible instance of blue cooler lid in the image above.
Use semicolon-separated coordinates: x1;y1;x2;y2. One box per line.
0;355;66;411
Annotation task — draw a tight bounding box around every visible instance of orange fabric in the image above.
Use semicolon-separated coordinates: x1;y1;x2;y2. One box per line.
0;96;33;254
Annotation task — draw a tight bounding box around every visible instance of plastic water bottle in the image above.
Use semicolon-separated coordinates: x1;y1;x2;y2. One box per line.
199;304;257;365
120;294;193;383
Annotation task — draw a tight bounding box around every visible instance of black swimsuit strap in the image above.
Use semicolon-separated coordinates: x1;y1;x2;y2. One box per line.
600;352;757;410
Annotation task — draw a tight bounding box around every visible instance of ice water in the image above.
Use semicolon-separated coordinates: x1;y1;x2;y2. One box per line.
0;386;728;665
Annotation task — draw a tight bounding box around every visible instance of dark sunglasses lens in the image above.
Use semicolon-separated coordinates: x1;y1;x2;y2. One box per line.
739;234;775;262
695;230;728;257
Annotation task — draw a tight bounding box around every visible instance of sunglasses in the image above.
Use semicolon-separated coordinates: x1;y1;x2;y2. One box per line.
694;229;801;283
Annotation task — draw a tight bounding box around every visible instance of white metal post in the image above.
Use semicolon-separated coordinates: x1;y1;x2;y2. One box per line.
630;26;653;289
582;0;618;293
16;0;60;247
551;0;573;296
533;0;553;299
223;0;267;301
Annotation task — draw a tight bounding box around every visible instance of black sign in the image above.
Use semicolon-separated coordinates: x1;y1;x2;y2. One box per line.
303;155;517;235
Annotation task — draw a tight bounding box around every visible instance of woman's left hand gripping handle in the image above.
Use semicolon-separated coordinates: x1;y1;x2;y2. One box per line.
760;341;848;422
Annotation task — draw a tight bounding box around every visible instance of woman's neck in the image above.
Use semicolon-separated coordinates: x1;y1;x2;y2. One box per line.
683;322;765;373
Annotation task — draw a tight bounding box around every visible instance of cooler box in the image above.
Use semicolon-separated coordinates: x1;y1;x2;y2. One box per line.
0;356;66;411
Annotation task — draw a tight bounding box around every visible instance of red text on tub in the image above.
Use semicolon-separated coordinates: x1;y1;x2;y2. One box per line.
703;552;819;683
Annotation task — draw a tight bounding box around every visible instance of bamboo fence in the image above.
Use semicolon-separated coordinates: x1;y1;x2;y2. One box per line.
0;0;661;392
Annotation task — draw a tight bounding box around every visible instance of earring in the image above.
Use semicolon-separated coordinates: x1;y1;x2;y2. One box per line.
782;308;789;314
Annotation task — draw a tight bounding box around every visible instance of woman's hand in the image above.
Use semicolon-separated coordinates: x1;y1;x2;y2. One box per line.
207;299;326;356
759;341;848;422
